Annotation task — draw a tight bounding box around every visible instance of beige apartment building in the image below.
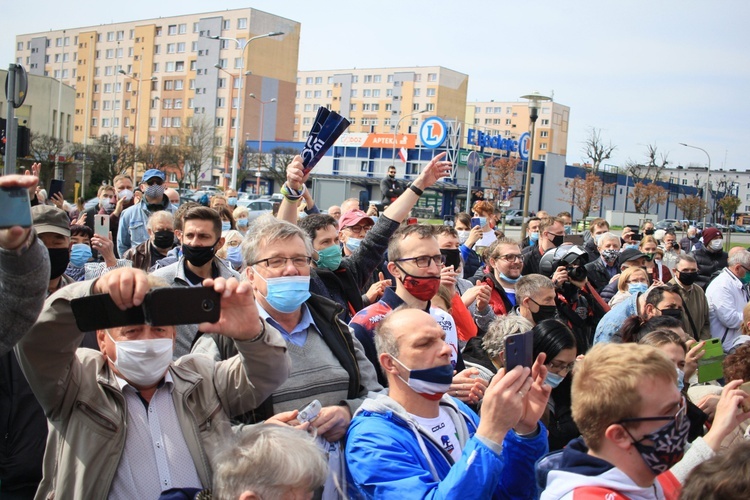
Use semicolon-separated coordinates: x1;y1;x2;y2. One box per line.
294;66;469;141
15;8;299;185
465;100;570;161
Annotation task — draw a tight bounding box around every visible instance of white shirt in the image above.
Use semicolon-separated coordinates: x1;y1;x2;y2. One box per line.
475;229;497;250
109;372;202;499
706;268;749;351
412;407;462;462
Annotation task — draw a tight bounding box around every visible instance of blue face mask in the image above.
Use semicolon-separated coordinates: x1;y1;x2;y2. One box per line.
236;218;249;228
391;356;454;401
498;271;521;284
628;282;649;295
227;197;238;207
624;244;639;250
564;225;572;235
545;371;565;389
226;245;244;269
676;367;685;392
255;273;311;313
529;232;539;243
221;221;231;231
70;243;93;267
345;237;362;253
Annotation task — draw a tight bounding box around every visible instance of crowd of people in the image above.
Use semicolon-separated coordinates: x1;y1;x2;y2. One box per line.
1;154;750;500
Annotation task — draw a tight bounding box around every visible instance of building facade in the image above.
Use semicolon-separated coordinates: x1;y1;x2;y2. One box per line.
15;8;300;186
465;100;570;161
294;66;469;142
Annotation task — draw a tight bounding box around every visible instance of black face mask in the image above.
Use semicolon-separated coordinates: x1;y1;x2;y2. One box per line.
182;240;218;267
549;234;565;247
644;229;655;236
529;298;557;324
153;230;176;249
440;248;462;270
660;308;683;319
677;271;698;286
48;247;70;280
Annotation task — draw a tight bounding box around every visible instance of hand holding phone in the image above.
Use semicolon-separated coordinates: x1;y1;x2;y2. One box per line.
297;399;322;423
94;214;110;239
471;217;486;229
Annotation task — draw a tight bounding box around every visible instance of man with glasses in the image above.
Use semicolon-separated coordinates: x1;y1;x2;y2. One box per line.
706;247;750;351
480;238;525;317
191;216;381;498
523;216;567;276
538;342;748;499
669;254;711;341
350;225;464;390
152;206;240;356
117;169;177;256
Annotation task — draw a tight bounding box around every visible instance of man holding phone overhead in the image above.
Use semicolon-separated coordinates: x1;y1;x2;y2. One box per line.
346;308;550;498
14;267;290;499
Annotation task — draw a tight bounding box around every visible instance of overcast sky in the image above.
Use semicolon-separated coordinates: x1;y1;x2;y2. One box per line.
4;0;749;171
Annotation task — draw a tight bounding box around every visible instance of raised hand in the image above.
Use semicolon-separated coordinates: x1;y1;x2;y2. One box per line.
516;353;552;434
0;173;38;250
413;152;452;190
285;155;308;191
198;277;263;340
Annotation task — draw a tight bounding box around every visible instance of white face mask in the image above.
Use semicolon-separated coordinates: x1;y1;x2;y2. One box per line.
457;230;470;245
106;330;173;387
709;239;723;251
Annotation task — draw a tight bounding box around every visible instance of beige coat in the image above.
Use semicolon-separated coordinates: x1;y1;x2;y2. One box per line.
14;280;290;500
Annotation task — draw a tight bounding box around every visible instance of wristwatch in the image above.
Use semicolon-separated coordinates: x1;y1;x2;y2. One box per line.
408;184;423;197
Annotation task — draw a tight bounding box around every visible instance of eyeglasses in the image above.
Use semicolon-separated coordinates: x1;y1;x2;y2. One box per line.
395;254;446;268
494;253;523;263
227;240;242;247
546;360;576;374
616;396;687;429
250;256;312;269
345;225;373;235
146;178;164;186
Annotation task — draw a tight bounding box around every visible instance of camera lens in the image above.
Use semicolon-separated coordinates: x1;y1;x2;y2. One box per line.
201;299;214;312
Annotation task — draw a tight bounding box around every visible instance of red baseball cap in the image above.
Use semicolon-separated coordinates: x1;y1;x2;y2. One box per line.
338;210;373;230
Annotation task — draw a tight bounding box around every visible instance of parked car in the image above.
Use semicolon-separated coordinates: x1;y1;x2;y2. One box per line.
503;210;525;226
728;224;747;233
655;219;681;231
236;199;275;220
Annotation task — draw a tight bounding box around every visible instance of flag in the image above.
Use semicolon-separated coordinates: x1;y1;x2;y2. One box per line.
398;147;408;163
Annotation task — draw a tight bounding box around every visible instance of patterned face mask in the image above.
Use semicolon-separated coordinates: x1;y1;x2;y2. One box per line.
620;396;690;475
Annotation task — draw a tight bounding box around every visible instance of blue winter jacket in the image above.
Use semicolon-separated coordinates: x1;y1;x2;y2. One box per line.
346;392;548;499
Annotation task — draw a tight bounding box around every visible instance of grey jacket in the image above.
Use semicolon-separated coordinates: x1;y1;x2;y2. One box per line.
0;234;49;356
14;280;290;500
152;256;241;357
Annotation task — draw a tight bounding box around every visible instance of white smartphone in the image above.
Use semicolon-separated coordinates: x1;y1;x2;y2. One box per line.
297;399;322;423
94;214;110;239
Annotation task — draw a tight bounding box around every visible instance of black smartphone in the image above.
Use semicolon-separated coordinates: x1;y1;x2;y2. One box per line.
631;233;643;241
0;186;33;229
504;330;533;371
48;179;65;201
71;294;146;332
145;287;221;326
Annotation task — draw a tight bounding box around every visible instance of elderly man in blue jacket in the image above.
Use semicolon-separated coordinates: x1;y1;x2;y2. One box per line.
346;308;550;499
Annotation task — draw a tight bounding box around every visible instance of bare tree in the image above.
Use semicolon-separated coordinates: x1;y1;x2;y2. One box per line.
28;133;68;186
177;117;216;189
718;195;741;225
625;143;670;184
86;134;136;187
559;172;614;220
628;182;668;215
674;195;708;221
267;147;299;187
484;155;520;204
582;127;616;174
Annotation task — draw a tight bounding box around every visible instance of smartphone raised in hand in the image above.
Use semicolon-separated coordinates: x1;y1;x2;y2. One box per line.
94;214;110;239
504;330;533;372
0;186;33;229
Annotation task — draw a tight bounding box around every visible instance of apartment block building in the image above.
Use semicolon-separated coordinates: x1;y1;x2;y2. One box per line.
15;8;300;185
294;66;469;141
465;100;570;162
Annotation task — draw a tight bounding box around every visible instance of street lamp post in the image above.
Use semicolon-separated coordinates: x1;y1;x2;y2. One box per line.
679;142;711;229
249;93;277;195
215;65;251;189
119;67;157;180
519;92;552;219
208;31;284;191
